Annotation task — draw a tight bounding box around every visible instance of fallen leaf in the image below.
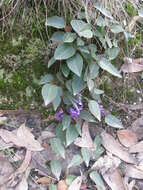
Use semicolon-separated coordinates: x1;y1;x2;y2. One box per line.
92;153;121;172
15;175;28;190
0;153;14;186
131;117;143;140
57;180;67;190
124;177;135;190
0;138;13;150
37;177;51;184
0;123;44;151
121;57;143;73
102;168;126;190
74;122;94;148
129;140;143;153
17;150;31;174
101;131;135;164
117;129;137;148
68;176;82;190
124;164;143;179
17;123;44;151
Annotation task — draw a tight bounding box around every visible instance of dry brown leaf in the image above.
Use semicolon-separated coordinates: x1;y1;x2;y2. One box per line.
129;140;143;153
131;117;143;140
17;123;43;151
92;153;121;172
68;176;82;190
0;123;43;151
57;180;67;190
0;138;13;150
0;153;14;186
102;168;126;190
124;177;135;190
117;129;137;148
74;122;94;148
101;131;136;164
15;175;28;190
124;164;143;179
37;177;51;184
121;57;143;73
17;150;31;174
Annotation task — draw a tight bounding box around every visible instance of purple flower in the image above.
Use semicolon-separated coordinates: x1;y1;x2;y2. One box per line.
98;101;105;116
55;108;64;121
69;93;84;120
69;107;80;120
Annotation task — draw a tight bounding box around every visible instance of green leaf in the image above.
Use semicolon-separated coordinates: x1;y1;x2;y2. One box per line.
54;44;76;60
98;58;122;78
68;155;83;168
50;138;65;159
42;84;58;106
96;16;107;27
50;160;61;180
63;32;76;43
66;126;78;146
90;171;105;190
67;53;83;77
71;19;93;38
94;135;102;149
105;114;123;129
56;124;66;143
51;31;65;42
88;100;101;121
93;147;104;160
110;24;124;33
49;184;57;190
81;148;91;167
62;115;71;130
106;47;120;60
94;88;104;95
75;121;81;135
89;63;99;79
87;79;94;91
94;3;113;19
48;57;56;68
53;96;61;111
77;37;84;46
46;16;65;28
80;110;96;122
40;74;53;85
72;75;85;95
61;64;70;77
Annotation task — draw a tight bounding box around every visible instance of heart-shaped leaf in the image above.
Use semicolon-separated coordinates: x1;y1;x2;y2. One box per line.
105;114;123;129
98;58;122;78
42;84;59;106
54;44;76;60
67;53;83;77
71;20;93;38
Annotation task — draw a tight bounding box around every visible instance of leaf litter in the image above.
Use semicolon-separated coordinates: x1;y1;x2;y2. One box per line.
1;111;143;189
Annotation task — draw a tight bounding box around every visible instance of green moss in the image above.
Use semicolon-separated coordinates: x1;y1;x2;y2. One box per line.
125;1;138;17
